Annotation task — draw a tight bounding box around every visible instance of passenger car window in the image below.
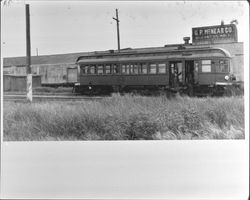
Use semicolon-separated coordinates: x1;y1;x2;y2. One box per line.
81;65;88;74
128;64;133;74
113;64;119;74
97;65;104;74
158;63;166;73
217;60;229;73
121;64;129;74
149;63;157;74
89;65;96;74
141;63;147;74
133;64;139;74
201;60;211;72
105;65;111;74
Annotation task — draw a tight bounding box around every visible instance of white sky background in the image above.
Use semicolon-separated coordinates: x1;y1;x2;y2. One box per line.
1;1;248;57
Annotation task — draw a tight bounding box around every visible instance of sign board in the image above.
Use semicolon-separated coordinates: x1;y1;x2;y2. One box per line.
192;24;238;45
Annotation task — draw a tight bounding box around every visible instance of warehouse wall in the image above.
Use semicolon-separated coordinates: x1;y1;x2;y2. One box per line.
35;63;77;85
3;75;41;91
3;66;26;75
3;63;78;86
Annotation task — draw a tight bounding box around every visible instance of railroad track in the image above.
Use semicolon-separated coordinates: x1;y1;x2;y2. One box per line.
3;94;104;102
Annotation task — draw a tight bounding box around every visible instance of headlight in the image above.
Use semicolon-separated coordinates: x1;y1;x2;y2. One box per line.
224;75;229;81
74;83;80;86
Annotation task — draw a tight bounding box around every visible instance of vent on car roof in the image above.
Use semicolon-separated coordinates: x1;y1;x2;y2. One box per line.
183;37;190;44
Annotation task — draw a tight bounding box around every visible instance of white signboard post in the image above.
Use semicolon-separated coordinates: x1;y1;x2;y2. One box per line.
27;74;32;102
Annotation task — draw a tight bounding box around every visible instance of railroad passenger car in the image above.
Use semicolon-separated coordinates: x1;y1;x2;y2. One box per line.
74;46;240;96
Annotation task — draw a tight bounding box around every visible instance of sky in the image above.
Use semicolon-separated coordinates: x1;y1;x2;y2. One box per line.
1;1;249;57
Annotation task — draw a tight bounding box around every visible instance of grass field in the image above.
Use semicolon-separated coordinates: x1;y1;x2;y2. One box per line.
3;94;245;141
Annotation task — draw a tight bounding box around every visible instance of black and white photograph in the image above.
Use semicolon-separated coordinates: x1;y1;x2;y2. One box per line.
1;0;249;199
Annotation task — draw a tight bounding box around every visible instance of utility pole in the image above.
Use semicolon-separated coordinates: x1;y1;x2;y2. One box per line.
26;4;32;102
112;8;120;52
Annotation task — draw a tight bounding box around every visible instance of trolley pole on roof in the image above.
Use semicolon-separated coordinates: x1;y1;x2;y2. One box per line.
26;4;32;102
112;8;120;52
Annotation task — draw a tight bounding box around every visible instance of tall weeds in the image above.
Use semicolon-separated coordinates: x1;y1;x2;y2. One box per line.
3;95;244;141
